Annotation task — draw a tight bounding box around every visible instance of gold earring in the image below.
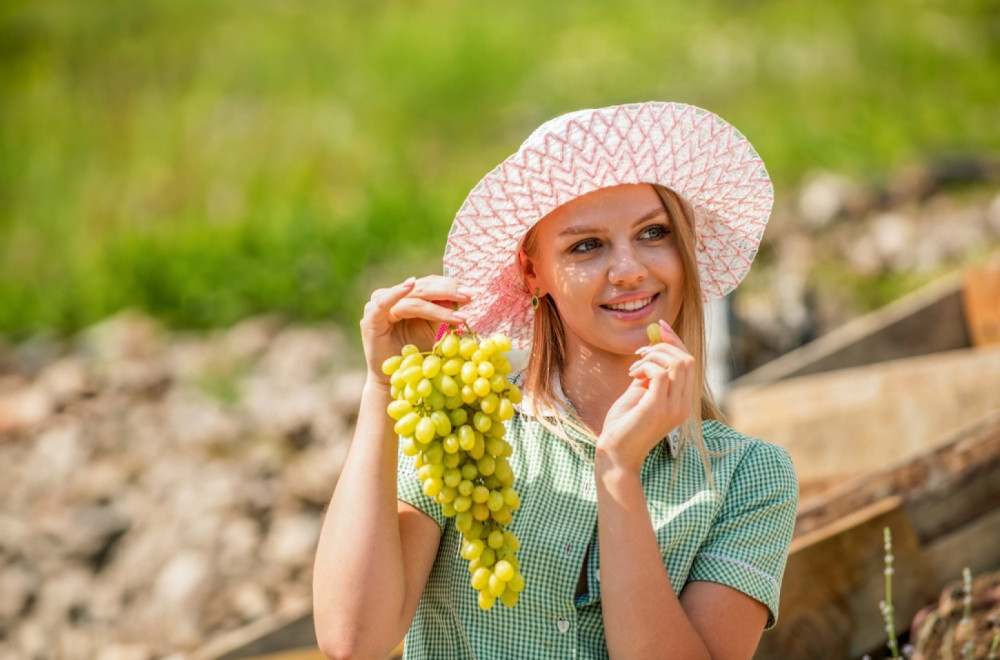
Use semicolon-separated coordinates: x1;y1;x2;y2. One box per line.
531;288;540;309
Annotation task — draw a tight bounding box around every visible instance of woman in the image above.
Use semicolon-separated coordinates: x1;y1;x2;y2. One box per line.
313;102;799;660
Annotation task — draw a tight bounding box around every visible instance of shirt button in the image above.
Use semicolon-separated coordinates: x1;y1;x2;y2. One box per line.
595;568;600;582
557;617;570;634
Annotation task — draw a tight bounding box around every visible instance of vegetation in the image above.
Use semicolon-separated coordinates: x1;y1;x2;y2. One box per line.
2;0;999;338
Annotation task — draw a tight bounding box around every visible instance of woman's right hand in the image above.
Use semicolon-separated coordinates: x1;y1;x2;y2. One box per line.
360;275;475;383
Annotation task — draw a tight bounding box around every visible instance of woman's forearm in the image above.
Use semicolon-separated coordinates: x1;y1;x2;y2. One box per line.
313;378;433;659
595;450;711;660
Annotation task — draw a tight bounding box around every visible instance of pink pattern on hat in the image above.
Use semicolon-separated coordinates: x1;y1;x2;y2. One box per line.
443;102;773;350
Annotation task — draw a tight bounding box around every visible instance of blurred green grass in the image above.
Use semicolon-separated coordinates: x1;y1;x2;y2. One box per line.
1;0;998;339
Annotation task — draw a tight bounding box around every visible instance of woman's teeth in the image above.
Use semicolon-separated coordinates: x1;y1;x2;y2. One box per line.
604;297;653;312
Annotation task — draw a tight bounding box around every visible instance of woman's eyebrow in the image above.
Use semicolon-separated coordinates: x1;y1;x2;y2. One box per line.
557;207;668;236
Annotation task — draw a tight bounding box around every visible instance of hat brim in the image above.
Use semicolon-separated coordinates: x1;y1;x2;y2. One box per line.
444;102;773;350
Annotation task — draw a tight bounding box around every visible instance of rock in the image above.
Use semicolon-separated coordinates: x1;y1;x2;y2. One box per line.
797;171;870;229
261;512;322;567
228;580;271;622
95;644;154;660
0;384;53;435
0;560;39;625
282;441;349;506
80;311;163;364
154;551;209;606
37;357;93;408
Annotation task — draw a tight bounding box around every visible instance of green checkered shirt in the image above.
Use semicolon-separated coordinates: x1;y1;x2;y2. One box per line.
396;413;798;659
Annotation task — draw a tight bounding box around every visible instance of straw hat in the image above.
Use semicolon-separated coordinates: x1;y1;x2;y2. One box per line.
443;101;773;350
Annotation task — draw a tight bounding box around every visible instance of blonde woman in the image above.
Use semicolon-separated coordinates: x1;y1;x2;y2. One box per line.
314;102;799;660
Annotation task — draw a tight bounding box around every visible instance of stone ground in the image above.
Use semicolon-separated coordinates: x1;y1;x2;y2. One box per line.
0;164;998;659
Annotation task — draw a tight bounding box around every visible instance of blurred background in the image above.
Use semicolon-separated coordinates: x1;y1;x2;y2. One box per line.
1;1;999;658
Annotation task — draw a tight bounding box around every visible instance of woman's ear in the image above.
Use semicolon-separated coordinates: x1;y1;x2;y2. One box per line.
517;247;541;295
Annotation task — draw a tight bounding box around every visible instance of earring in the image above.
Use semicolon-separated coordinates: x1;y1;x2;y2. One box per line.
531;288;540;309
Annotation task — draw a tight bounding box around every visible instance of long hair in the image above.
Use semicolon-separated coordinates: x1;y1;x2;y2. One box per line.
519;184;723;477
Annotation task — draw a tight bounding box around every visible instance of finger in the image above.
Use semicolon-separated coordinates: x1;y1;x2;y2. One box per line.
656;319;689;352
411;275;476;306
364;277;417;324
388;296;469;326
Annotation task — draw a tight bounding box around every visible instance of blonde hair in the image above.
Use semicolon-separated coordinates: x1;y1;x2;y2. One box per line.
519;184;724;479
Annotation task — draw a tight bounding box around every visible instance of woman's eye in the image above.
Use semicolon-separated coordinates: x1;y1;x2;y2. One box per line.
640;225;670;240
571;238;600;253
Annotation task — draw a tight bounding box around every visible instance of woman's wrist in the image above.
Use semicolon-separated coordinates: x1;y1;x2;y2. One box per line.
594;444;643;482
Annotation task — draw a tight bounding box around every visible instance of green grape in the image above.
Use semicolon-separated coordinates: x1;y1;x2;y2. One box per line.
439;333;460;357
387;399;413;420
422;354;442;378
442;356;463;376
442;433;460;454
471;567;491;591
478;591;496;611
381;354;404;375
499;588;519;608
494;559;514;582
415;416;436;443
394;412;420;437
448;408;468;427
416;378;434;399
430;410;453;437
487;490;504;513
488;573;507;597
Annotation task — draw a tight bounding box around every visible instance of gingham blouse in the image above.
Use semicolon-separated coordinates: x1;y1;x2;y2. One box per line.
396;413;798;660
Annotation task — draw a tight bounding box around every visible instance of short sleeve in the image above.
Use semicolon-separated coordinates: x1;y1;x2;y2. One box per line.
396;441;447;530
688;440;798;628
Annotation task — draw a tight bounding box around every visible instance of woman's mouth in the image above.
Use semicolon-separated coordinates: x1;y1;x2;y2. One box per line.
601;294;658;313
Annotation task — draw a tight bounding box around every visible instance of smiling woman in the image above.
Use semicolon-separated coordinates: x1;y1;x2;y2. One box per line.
313;102;799;660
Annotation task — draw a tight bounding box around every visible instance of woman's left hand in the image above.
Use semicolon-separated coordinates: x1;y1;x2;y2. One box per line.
598;319;694;473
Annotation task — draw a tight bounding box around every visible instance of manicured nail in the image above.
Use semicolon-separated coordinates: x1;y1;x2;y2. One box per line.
458;286;477;297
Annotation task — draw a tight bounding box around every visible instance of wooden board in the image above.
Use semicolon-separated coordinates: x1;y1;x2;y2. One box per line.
793;410;1000;542
730;271;970;388
727;347;1000;485
963;263;1000;347
754;497;937;660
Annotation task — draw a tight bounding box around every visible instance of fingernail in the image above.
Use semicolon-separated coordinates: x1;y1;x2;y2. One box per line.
636;345;651;355
458;286;476;297
403;276;416;286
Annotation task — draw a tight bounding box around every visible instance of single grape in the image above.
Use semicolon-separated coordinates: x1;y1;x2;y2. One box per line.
647;322;662;344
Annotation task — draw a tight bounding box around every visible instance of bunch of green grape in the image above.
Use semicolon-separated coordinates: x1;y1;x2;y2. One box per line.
382;328;526;610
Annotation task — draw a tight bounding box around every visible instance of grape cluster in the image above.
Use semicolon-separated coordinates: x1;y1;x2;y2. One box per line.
382;329;526;610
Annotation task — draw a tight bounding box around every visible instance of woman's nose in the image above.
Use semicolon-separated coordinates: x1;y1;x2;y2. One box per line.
608;246;647;285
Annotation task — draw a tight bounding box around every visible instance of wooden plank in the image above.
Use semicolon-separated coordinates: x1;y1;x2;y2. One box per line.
191;607;315;660
963;263;1000;347
727;347;1000;485
731;271;969;388
793;410;1000;542
755;497;937;660
923;506;1000;588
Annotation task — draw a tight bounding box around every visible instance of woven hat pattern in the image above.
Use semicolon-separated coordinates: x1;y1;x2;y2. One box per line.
444;102;773;349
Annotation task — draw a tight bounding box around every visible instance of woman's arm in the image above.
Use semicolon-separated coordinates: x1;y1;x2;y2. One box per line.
595;456;769;660
313;379;441;660
312;276;472;660
595;320;769;659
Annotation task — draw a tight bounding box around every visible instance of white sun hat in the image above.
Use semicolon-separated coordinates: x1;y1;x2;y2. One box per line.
443;101;773;350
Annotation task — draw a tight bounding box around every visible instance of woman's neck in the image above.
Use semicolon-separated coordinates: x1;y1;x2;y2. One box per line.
559;344;635;436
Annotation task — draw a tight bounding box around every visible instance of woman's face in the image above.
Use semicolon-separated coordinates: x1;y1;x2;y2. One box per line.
522;183;686;360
